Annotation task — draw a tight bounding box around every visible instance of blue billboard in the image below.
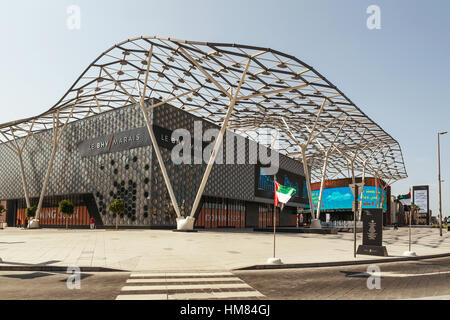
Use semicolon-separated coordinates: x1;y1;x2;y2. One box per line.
310;186;387;211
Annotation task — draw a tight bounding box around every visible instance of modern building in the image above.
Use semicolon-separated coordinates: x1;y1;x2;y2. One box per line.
0;200;6;227
390;195;406;226
0;101;308;229
0;36;407;230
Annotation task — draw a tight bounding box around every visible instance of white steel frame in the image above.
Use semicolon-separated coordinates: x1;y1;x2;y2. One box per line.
0;36;407;225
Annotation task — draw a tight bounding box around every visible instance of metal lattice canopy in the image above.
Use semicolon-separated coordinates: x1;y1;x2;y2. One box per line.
0;36;407;184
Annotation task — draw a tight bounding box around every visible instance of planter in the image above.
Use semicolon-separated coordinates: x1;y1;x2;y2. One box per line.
310;219;322;229
176;217;196;231
28;219;40;229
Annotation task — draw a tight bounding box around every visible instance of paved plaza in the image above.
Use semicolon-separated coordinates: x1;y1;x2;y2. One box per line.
0;227;449;272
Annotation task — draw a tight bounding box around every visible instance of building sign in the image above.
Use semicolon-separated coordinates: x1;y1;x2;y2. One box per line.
77;125;191;157
77;127;151;157
16;206;91;226
310;186;387;211
413;186;429;214
357;208;388;256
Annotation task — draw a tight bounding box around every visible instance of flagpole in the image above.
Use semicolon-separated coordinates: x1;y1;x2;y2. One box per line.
409;187;412;252
403;186;416;256
273;176;277;258
268;177;296;265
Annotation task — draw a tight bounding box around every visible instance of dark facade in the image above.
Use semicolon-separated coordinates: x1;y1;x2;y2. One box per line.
0;102;308;228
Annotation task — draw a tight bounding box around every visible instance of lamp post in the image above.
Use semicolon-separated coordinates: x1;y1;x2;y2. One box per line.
438;131;447;237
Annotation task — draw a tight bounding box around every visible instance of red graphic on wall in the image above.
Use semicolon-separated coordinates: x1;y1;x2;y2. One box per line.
17;206;91;226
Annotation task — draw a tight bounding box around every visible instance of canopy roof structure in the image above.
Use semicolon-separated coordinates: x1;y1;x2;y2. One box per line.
0;36;407;184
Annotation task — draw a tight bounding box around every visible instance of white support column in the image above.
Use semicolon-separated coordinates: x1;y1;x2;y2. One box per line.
316;150;329;220
376;175;388;212
358;163;367;221
17;152;31;208
104;82;200;227
36;128;58;217
375;175;379;208
307;117;348;222
103;49;221;229
140;106;182;219
349;158;358;257
140;45;183;220
36;108;74;223
17;123;35;208
358;142;384;220
300;145;318;227
380;183;386;210
280;100;326;229
189;59;252;222
350;160;356;184
104;56;185;224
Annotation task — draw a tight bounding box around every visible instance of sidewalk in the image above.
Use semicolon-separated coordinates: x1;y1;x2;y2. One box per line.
0;227;449;272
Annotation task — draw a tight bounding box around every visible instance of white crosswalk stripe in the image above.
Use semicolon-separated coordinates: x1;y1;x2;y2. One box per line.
116;271;265;300
126;277;243;283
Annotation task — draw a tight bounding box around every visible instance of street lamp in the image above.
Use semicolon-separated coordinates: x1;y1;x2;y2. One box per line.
438;131;447;237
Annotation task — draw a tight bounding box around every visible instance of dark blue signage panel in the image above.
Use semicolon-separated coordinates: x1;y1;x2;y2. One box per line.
77;127;151;157
77;125;180;157
255;165;308;204
77;125;210;158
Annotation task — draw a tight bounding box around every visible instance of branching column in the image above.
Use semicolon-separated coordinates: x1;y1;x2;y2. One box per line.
36;108;74;218
189;59;252;218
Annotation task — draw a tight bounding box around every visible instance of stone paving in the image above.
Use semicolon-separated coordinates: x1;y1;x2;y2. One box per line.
0;227;449;271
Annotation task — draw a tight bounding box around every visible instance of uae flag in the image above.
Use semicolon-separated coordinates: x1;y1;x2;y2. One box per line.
274;181;296;206
397;191;411;206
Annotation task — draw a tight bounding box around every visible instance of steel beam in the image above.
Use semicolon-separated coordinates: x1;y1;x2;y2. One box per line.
36;107;74;218
316;150;329;220
189;59;252;218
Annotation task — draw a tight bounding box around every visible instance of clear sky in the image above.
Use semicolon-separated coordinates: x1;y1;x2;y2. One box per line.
0;0;449;217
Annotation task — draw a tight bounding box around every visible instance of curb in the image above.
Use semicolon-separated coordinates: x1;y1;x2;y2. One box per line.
234;252;450;271
2;253;450;273
0;265;125;272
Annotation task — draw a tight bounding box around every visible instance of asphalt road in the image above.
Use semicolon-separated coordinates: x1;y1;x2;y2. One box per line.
1;257;450;300
235;256;450;300
0;271;129;300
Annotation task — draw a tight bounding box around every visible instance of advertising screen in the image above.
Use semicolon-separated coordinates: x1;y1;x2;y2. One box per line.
310;186;387;211
413;187;429;214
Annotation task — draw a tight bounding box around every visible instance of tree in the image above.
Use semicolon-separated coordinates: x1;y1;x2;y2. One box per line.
59;200;75;230
25;206;37;219
108;199;125;230
0;204;5;226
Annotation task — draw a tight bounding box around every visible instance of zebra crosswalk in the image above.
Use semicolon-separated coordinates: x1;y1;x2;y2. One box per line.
116;271;265;300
